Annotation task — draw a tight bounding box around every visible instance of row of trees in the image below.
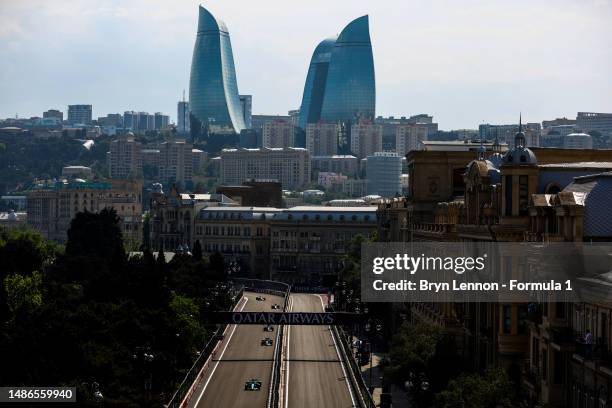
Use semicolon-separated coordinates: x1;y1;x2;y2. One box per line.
0;209;231;407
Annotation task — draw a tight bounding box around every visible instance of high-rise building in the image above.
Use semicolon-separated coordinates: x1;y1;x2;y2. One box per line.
189;6;246;133
220;147;311;190
263;119;295;148
240;95;252;129
159;139;194;186
154;112;169;130
366;152;401;197
350;121;382;159
577;112;612;136
107;134;143;179
298;37;336;129
177;101;190;134
396;124;429;155
43;109;63;121
306;122;339;156
67;105;92;125
298;15;375;128
123;111;137;130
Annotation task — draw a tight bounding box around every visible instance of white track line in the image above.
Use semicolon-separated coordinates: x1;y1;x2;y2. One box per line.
192;296;249;407
284;296;293;408
316;294;357;408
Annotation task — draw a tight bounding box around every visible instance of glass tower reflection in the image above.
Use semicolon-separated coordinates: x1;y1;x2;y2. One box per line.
189;6;246;133
298;15;375;128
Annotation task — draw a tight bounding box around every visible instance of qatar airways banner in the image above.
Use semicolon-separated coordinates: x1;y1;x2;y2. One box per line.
361;242;612;303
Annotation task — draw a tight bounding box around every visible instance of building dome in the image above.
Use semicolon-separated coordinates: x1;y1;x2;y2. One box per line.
502;147;538;166
502;115;538;166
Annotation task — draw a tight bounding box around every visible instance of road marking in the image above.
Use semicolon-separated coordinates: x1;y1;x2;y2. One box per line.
193;296;249;407
284;295;293;408
316;294;357;408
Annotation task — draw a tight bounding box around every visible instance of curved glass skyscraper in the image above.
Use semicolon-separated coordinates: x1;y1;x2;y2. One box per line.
298;37;336;130
189;6;246;133
298;15;375;128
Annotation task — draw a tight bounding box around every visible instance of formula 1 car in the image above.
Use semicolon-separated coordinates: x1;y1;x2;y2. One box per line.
263;325;274;332
261;337;273;346
244;379;262;391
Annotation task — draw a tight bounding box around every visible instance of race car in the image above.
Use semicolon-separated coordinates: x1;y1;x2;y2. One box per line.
263;325;274;332
244;379;262;391
271;304;281;310
261;337;273;346
255;296;266;301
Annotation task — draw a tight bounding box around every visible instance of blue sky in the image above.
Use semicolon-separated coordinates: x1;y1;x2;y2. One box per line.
0;0;610;129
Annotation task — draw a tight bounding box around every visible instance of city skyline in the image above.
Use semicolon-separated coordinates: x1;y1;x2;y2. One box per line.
0;0;611;129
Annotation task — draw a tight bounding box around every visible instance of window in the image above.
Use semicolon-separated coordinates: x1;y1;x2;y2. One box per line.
542;349;548;381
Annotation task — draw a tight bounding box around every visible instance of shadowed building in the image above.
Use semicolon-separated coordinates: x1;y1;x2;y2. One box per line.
189;6;246;133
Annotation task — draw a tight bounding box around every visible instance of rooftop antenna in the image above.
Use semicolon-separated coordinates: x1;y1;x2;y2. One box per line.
519;112;522;133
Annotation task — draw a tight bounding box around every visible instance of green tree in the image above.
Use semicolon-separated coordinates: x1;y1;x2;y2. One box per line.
3;271;42;321
435;368;515;408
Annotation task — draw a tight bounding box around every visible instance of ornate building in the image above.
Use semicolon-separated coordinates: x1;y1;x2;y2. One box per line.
378;119;612;406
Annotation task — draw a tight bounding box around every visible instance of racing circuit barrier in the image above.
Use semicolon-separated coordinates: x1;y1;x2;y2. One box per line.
166;285;244;408
332;325;376;408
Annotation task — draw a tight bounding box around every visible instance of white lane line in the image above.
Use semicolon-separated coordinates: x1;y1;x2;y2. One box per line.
316;294;357;408
193;296;249;407
284;295;293;408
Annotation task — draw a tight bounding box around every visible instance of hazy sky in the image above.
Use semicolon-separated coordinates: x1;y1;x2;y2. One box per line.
1;0;611;129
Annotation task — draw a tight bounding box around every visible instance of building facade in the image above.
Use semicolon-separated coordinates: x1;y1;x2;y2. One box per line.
306;122;339;156
311;155;359;177
269;206;377;285
67;104;92;125
219;147;311;190
396;123;428;155
366;152;402;197
189;6;246;133
577;112;612;136
298;15;375;128
263;119;295;148
350;121;382;159
159;139;193;186
26;179;142;244
177;100;190;134
107;134;142;179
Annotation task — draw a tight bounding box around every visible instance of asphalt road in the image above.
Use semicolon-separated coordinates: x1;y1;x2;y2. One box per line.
285;294;355;408
190;291;284;408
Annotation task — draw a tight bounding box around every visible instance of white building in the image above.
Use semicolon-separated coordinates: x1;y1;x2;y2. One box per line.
577;112;612;136
564;133;593;149
220;147;311;190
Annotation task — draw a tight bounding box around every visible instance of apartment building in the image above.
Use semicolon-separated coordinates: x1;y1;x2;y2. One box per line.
220;147;311;190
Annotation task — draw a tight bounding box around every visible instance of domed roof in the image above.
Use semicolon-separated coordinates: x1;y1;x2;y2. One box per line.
502;146;538;166
502;114;538;166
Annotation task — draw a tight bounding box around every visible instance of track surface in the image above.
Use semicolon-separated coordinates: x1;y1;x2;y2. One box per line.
191;292;283;408
285;294;355;408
